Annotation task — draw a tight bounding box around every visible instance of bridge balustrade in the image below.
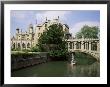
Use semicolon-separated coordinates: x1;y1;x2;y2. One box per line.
67;38;100;60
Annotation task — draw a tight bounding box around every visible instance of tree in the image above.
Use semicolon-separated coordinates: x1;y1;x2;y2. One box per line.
38;24;64;44
38;24;68;60
75;25;99;39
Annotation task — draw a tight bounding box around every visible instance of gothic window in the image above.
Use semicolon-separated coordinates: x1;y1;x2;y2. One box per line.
27;43;30;48
13;43;15;49
45;24;47;28
22;43;26;48
39;27;40;30
76;42;79;49
65;28;66;31
69;42;72;49
18;43;20;49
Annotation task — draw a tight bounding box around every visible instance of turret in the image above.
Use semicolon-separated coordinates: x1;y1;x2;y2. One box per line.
46;17;47;22
29;24;33;33
58;16;59;21
16;28;19;34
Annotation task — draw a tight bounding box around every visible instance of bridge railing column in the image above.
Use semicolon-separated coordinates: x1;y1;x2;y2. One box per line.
81;41;84;50
72;42;74;49
97;41;100;52
89;42;91;51
74;41;76;50
84;42;86;50
67;42;70;51
86;42;89;50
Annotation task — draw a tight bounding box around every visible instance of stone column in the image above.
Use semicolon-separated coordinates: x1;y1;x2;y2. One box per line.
91;42;93;51
89;42;91;51
26;41;27;49
97;41;100;52
72;42;74;49
84;42;86;50
15;42;17;49
80;42;81;49
67;42;70;51
21;42;22;51
71;42;73;49
81;41;84;50
74;41;76;50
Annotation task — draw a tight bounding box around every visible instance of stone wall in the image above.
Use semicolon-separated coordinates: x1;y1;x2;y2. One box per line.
11;52;48;71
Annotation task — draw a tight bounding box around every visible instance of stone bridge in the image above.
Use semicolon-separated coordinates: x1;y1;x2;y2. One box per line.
67;38;100;61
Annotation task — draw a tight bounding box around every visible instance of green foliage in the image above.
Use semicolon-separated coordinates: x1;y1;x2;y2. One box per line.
11;52;37;59
30;46;40;52
11;48;21;51
49;50;68;58
38;24;68;59
22;49;31;53
75;25;99;39
38;24;64;44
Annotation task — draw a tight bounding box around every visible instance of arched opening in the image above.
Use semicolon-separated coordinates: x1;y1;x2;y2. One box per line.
18;43;21;49
22;43;26;48
76;42;81;49
91;42;97;51
13;43;15;49
27;43;30;48
69;42;72;49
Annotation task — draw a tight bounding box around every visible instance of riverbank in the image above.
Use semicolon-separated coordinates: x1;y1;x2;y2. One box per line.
11;52;48;71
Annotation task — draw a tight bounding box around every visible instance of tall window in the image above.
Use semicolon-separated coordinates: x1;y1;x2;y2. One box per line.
39;27;40;30
13;43;15;49
27;43;30;48
22;43;26;48
69;42;72;49
18;43;20;49
45;24;47;28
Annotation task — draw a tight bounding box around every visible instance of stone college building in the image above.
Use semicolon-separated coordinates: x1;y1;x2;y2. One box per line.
11;17;71;50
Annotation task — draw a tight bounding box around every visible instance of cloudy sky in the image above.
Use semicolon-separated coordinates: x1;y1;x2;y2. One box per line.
11;10;100;37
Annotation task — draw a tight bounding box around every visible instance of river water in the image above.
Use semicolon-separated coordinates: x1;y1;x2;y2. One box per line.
11;61;100;77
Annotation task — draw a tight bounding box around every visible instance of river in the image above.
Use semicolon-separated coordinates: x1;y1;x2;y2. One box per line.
11;61;100;77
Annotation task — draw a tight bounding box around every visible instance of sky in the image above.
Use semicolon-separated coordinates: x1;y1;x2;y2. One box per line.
11;10;100;37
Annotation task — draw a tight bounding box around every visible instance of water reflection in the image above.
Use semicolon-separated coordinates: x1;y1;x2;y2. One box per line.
67;63;75;76
67;62;100;77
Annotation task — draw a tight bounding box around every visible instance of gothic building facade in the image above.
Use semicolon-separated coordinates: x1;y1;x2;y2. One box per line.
11;17;71;50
